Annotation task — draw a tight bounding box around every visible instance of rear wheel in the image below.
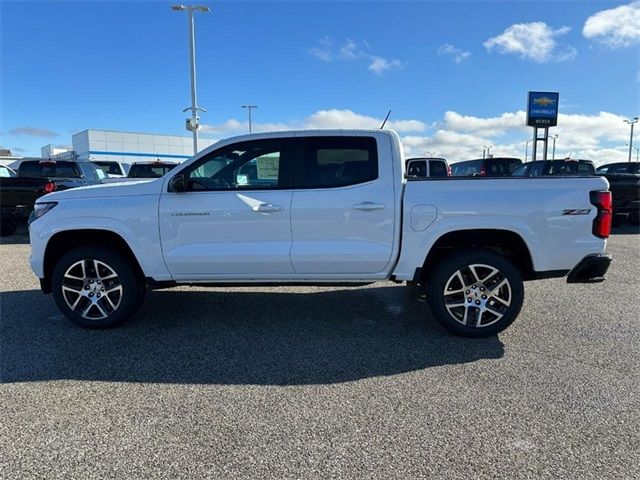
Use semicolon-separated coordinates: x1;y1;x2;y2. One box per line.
52;246;145;328
426;250;524;337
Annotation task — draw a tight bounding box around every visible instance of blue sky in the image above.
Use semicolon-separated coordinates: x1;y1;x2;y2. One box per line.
1;0;639;162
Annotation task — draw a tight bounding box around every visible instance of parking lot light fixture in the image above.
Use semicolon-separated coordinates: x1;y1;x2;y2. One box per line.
551;134;559;160
242;105;258;133
624;117;639;162
172;4;210;154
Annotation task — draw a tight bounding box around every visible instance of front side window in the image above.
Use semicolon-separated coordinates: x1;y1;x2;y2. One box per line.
185;139;284;191
298;137;378;188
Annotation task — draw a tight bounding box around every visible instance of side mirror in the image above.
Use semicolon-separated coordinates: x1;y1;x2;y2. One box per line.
168;173;188;193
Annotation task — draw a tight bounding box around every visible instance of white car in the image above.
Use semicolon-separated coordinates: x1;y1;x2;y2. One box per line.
29;130;612;337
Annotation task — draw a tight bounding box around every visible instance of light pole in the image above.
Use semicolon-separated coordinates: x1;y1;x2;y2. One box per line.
551;133;559;160
172;4;210;155
483;145;492;159
242;105;257;133
524;139;530;162
624;117;638;162
627;144;640;162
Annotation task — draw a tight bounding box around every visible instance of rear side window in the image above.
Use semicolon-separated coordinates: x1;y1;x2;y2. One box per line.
577;162;595;174
510;164;528;176
299;136;378;188
429;160;448;177
606;163;632;174
452;160;482;176
96;162;124;175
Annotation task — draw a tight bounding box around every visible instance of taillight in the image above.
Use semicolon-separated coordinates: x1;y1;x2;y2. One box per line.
479;166;487;176
43;182;57;194
447;165;452;176
589;190;612;239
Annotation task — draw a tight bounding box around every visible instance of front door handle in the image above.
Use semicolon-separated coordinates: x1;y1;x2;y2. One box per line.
353;202;385;211
252;203;284;213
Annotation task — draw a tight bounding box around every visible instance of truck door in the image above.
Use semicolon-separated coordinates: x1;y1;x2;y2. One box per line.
159;138;295;279
289;135;396;275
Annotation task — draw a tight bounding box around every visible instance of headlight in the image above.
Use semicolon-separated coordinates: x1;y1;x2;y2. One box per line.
30;202;58;223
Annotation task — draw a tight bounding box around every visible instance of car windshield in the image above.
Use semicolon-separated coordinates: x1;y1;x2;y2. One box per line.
0;165;16;177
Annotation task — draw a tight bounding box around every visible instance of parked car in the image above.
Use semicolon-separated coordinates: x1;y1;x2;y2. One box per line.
128;160;178;179
510;159;596;177
596;162;640;174
606;175;640;224
0;160;106;235
93;160;130;178
29;130;612;337
451;157;522;177
405;157;451;177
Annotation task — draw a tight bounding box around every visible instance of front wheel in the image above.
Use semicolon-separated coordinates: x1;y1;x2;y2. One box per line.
426;250;524;337
52;246;145;328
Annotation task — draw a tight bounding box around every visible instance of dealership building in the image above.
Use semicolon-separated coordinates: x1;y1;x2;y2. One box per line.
67;129;216;164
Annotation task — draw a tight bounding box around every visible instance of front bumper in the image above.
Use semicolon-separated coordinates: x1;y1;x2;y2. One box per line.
566;253;612;283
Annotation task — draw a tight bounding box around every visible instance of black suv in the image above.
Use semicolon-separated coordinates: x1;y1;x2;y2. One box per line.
511;159;596;177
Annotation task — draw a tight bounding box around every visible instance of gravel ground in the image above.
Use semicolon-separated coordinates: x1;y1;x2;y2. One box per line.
1;224;639;479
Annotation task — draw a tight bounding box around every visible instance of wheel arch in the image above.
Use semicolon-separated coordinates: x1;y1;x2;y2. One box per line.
42;229;145;293
419;229;535;284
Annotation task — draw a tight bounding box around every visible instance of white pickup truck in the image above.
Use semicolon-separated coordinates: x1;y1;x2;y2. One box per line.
29;130;612;337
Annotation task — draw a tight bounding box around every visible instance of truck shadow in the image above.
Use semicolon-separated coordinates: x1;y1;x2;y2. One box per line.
0;286;504;385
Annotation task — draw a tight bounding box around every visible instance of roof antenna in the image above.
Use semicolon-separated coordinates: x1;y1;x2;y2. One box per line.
380;110;391;129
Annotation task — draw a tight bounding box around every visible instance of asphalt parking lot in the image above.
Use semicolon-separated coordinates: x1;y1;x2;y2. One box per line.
1;224;639;479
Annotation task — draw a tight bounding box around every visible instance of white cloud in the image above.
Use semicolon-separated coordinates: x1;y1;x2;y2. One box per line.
308;37;333;62
309;38;405;75
583;1;640;48
200;109;426;137
201;109;630;165
437;44;471;63
484;22;577;62
367;56;404;75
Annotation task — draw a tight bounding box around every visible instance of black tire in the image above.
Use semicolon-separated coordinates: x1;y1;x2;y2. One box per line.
425;250;524;338
0;220;17;236
52;246;145;328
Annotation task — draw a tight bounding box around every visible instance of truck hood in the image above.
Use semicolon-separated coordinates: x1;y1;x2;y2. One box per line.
39;178;163;202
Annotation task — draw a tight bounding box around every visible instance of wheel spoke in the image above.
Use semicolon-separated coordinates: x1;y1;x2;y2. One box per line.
469;266;482;284
62;284;83;294
104;294;118;310
485;304;505;319
105;285;123;295
491;278;509;293
81;303;93;317
94;302;108;319
490;294;511;308
475;309;484;327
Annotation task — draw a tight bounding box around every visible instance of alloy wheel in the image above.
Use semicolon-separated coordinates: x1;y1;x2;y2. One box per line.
61;259;123;320
442;263;512;328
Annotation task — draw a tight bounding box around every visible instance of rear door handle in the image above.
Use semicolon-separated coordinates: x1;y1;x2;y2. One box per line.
352;202;385;211
252;203;284;213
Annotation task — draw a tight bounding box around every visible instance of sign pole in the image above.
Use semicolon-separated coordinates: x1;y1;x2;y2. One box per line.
526;91;559;163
